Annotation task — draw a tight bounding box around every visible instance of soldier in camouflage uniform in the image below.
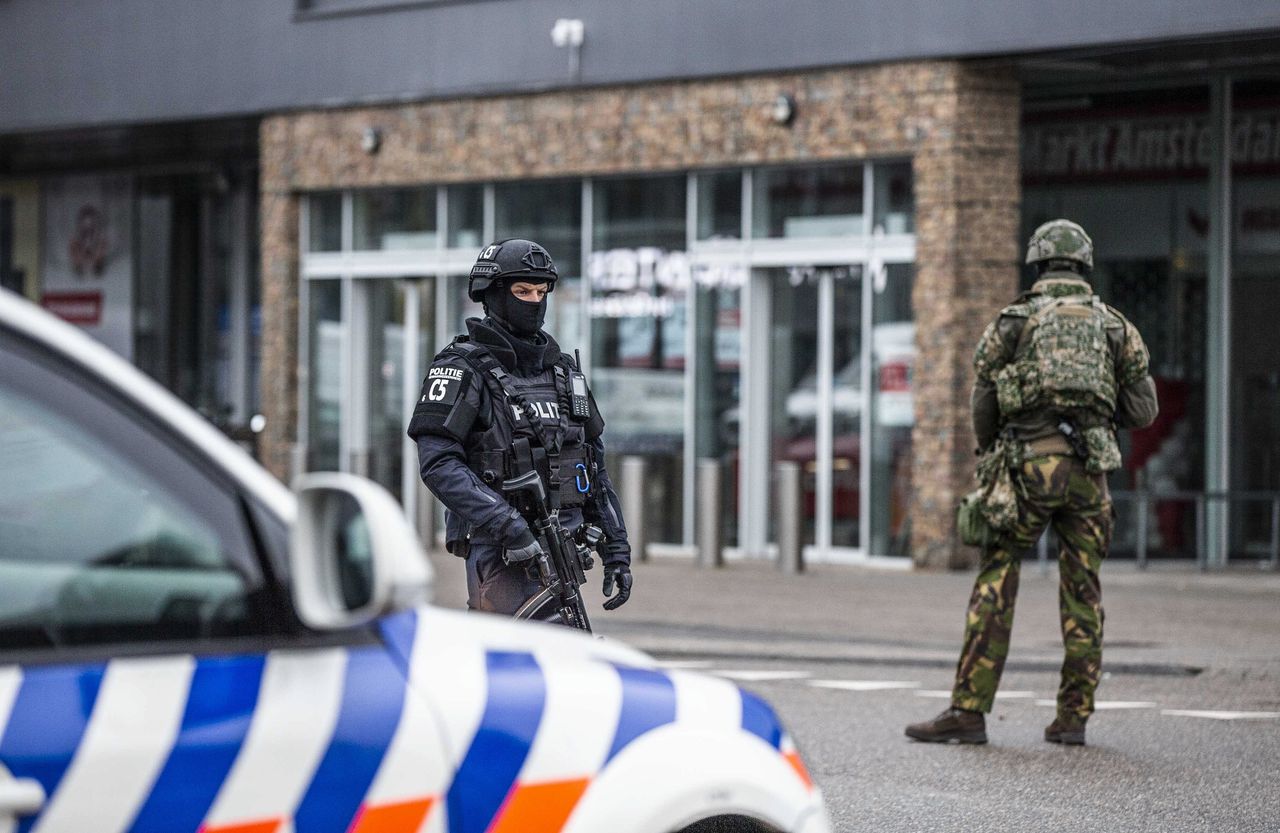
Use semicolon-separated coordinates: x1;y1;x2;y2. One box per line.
906;219;1158;746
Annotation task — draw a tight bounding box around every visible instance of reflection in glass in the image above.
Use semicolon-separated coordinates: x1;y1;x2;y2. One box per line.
451;273;483;334
0;381;252;646
1021;83;1219;562
873;162;915;235
333;494;374;610
590;175;687;543
495;180;582;276
364;280;434;501
447;185;484;250
308;192;343;252
694;284;742;546
831;270;864;549
1229;80;1280;561
753;164;863;238
868;263;915;556
353;188;437;250
769;268;820;547
307;280;343;472
697;171;742;240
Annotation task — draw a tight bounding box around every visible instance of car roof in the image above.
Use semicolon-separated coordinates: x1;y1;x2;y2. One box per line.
0;289;295;522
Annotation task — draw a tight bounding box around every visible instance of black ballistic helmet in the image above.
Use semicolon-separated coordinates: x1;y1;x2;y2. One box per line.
467;238;558;302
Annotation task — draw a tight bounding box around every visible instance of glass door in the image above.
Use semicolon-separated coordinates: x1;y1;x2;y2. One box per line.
304;277;434;508
867;262;915;557
751;260;913;560
354;278;435;503
755;264;864;559
768;267;821;549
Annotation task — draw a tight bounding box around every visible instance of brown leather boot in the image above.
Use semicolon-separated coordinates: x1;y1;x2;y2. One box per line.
1044;715;1087;746
905;707;988;744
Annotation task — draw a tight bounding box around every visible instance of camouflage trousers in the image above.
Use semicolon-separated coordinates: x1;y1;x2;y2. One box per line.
951;453;1114;721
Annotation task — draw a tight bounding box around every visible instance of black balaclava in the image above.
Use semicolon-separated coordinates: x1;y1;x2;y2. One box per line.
484;282;547;338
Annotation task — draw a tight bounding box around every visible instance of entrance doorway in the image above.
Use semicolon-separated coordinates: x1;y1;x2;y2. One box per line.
741;261;915;562
301;275;437;518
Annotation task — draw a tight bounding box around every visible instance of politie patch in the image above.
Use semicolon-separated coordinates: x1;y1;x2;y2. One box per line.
420;365;465;408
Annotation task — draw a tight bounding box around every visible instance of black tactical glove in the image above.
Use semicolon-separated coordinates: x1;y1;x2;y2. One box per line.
602;564;632;610
503;530;543;565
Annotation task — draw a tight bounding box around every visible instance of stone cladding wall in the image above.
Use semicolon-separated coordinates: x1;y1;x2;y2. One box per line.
260;60;1022;568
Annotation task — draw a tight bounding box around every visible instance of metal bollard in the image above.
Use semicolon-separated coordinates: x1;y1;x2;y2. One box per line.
1195;495;1207;571
696;459;723;568
620;456;648;563
776;461;803;574
1135;490;1149;569
1271;497;1280;571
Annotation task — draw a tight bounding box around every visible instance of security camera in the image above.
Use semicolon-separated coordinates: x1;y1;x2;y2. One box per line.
551;18;585;48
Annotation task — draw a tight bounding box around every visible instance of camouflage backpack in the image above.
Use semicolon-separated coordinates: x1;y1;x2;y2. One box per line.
994;293;1122;472
994;293;1116;417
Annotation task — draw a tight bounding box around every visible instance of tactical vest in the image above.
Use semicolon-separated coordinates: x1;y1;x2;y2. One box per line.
994;294;1117;421
448;339;597;510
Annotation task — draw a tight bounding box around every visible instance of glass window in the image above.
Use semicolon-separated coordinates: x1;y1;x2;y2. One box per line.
308;192;343;252
451;273;483;334
753;164;864;239
307;279;343;472
495;180;582;276
694;283;742;546
589;174;688;543
873;161;915;235
1022;84;1210;560
447;185;484;250
0;335;267;649
868;263;915;556
353;188;437;250
1230;77;1280;563
697;171;742;241
768;267;823;548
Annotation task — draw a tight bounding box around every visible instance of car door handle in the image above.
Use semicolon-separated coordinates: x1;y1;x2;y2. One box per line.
0;778;45;816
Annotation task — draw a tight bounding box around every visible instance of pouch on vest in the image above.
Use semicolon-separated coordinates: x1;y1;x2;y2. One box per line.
408;363;475;443
970;438;1022;533
1082;425;1122;473
957;490;998;547
1002;296;1117;419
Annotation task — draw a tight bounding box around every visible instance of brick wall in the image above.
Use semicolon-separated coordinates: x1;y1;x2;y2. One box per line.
259;59;1022;568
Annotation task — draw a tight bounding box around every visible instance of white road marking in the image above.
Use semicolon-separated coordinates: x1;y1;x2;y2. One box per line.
1161;709;1280;720
1036;699;1159;709
914;689;1037;700
652;660;715;670
808;680;921;692
713;670;813;682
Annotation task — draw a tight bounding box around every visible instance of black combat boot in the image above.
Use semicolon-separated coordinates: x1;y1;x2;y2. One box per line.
1044;715;1086;746
905;707;988;744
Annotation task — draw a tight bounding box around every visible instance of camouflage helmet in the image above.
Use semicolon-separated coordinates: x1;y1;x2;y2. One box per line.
1025;219;1093;270
467;238;558;302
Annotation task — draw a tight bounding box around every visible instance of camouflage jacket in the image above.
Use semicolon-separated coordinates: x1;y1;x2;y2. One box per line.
971;272;1158;454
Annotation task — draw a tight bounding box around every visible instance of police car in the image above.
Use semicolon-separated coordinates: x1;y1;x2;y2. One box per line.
0;289;830;833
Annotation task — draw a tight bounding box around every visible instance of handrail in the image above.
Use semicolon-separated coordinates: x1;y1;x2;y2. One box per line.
1034;489;1280;573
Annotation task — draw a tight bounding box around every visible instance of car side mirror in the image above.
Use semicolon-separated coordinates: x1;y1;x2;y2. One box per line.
290;472;432;630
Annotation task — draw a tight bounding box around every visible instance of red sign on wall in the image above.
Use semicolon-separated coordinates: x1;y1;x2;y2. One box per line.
41;290;103;325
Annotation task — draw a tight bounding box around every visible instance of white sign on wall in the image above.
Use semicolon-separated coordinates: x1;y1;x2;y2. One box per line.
587;248;747;318
40;175;134;360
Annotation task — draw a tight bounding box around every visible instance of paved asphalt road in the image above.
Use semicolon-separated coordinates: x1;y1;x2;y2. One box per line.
427;552;1280;832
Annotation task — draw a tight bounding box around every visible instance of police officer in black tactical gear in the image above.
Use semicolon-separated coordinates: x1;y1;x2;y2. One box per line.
407;238;633;616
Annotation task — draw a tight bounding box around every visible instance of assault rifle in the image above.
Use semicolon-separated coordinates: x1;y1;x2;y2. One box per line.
502;470;603;632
